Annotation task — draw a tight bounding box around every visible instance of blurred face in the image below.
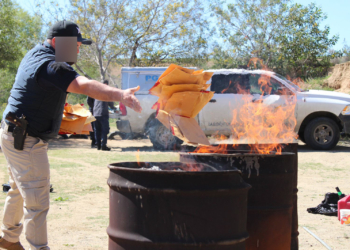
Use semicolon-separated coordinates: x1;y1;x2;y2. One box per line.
51;37;82;65
51;37;82;54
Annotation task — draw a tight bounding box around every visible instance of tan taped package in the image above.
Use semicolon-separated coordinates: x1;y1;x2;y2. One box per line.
149;64;214;146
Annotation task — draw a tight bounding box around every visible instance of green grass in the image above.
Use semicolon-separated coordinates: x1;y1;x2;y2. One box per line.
48;150;179;166
63;244;74;247
303;75;335;91
54;196;69;202
299;162;326;170
109;118;117;130
0;103;7;121
82;185;105;193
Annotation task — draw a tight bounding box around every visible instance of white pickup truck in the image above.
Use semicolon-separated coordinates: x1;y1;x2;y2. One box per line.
117;67;350;150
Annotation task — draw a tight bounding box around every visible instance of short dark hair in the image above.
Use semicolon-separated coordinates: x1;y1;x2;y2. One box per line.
103;80;109;84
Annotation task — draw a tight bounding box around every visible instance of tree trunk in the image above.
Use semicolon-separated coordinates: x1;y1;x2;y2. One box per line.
129;41;139;67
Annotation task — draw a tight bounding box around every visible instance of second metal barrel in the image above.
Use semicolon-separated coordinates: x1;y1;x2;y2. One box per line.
180;150;296;250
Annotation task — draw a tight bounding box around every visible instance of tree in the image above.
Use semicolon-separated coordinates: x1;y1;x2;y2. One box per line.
213;0;290;68
69;0;211;83
213;0;341;79
0;0;42;104
69;0;135;83
342;41;350;62
127;0;210;67
275;3;341;78
0;0;24;69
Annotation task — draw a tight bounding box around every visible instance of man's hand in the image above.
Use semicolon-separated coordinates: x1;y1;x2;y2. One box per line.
121;86;142;113
68;76;142;113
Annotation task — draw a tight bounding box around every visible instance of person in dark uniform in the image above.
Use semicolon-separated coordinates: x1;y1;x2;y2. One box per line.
87;96;97;147
0;20;141;250
93;80;115;151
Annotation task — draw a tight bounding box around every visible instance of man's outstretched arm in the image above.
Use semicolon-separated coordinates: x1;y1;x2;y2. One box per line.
67;75;142;113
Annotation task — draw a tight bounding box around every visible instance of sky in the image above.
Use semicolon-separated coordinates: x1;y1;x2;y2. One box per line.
293;0;350;49
14;0;350;50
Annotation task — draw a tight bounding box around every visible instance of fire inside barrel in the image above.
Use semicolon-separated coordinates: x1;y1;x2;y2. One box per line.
107;162;251;250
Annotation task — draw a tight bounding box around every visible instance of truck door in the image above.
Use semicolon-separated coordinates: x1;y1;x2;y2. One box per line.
200;73;250;135
248;73;297;130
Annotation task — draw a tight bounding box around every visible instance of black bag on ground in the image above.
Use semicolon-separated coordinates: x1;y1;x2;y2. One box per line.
307;192;341;216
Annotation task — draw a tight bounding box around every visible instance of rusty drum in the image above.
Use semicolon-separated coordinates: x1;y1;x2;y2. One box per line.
107;162;251;250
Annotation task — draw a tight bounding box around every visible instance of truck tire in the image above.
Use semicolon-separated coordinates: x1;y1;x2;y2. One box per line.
298;133;306;144
304;117;340;150
148;119;183;150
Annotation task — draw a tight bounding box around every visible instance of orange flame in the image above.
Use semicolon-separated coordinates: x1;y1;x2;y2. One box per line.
287;76;305;89
194;135;230;153
195;58;298;154
136;149;140;166
230;90;297;154
248;57;267;70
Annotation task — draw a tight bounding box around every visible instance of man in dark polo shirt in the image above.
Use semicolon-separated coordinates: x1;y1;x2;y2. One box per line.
0;21;141;250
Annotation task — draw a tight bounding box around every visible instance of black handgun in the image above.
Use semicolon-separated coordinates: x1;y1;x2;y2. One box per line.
5;112;28;150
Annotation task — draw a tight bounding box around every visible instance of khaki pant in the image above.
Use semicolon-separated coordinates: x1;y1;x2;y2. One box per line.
0;122;50;250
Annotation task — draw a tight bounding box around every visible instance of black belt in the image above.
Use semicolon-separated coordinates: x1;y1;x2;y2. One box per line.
1;121;36;137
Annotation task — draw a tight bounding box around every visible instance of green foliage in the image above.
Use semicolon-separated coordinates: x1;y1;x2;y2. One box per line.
0;103;7;121
0;0;43;106
70;0;133;81
275;3;341;79
67;0;211;79
128;0;210;67
213;0;341;79
54;196;69;202
342;43;350;62
0;0;42;70
66;93;88;106
211;46;248;69
0;68;15;105
303;76;334;91
0;0;22;70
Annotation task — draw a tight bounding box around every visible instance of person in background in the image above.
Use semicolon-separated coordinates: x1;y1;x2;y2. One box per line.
87;96;96;148
93;80;115;151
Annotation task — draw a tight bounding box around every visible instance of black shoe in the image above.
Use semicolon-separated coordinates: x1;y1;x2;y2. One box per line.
97;144;101;150
101;146;111;151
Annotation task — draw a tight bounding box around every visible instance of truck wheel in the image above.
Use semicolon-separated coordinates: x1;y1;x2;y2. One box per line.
304;117;340;150
298;133;306;144
149;120;183;150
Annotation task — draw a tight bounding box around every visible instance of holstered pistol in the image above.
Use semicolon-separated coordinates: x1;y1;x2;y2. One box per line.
5;112;28;150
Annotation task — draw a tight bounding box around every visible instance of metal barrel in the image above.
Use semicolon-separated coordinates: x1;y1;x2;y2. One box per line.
180;149;296;250
107;162;251;250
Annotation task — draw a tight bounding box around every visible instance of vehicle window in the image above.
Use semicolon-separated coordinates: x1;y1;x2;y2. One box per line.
249;74;262;95
270;77;288;95
211;74;249;94
249;74;292;95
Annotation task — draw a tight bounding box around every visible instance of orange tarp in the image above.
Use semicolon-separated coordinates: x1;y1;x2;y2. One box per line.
149;64;214;146
59;104;95;135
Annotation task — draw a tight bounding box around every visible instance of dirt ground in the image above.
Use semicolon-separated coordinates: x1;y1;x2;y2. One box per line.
0;136;350;250
325;61;350;93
